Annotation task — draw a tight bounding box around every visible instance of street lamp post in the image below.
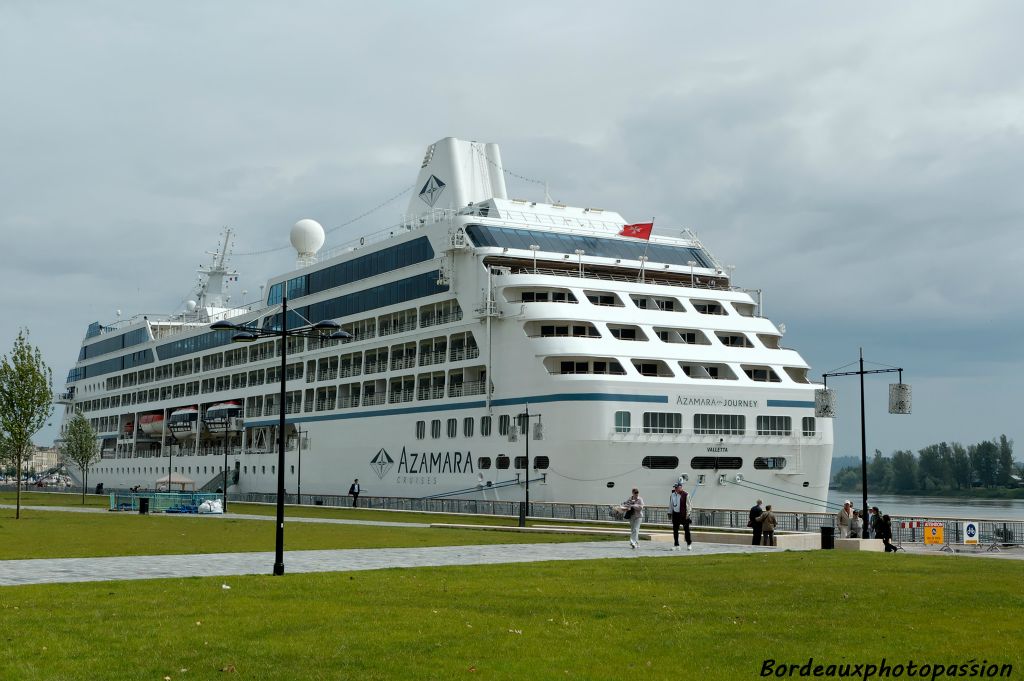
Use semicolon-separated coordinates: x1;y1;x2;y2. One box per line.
574;249;585;277
509;404;543;528
212;296;350;575
296;424;304;505
529;244;540;273
819;348;910;538
687;260;697;288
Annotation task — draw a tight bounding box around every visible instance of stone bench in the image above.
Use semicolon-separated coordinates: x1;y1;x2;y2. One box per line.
834;538;885;552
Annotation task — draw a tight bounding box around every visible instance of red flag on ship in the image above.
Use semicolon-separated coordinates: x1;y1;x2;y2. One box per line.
619;222;653;240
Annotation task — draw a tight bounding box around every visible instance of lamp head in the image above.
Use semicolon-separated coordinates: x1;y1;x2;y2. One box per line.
312;320;341;332
211;320;241;331
231;331;259;343
328;330;353;341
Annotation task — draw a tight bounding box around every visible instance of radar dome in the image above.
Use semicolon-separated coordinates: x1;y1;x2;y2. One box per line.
186;300;197;312
291;218;326;259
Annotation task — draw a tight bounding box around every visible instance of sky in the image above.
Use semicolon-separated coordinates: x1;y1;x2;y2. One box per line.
1;2;1021;459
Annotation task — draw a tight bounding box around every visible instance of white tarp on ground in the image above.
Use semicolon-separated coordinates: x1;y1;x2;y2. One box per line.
154;473;196;491
198;499;224;514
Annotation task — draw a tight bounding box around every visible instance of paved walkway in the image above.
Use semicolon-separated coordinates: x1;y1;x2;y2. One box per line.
1;505;1020;587
0;541;778;586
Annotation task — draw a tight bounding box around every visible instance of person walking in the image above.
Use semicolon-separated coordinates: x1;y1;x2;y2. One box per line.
348;478;361;507
757;504;778;546
878;514;897;552
868;506;880;538
668;482;692;551
836;500;853;538
749;499;764;545
624;488;645;549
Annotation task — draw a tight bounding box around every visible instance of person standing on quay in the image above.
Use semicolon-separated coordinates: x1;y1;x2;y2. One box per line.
624;488;645;549
757;504;778;546
836;500;853;538
349;478;361;507
749;499;764;545
669;482;692;551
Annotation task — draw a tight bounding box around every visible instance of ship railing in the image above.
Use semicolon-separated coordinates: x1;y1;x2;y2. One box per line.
339;367;362;378
417;386;446;400
418;351;447;366
448;347;481;362
363;362;385;375
363;394;385;406
448;381;487;398
390;357;417;371
338;396;360;409
389;390;414;404
496;265;735;293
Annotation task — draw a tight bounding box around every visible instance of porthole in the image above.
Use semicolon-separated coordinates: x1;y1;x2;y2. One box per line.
533;456;549;470
606;481;615;488
496;455;510;470
477;457;492;470
641;456;679;470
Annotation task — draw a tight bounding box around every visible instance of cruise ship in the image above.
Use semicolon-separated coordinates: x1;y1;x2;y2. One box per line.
58;137;832;511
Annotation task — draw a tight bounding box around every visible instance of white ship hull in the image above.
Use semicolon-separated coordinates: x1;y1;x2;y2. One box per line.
64;137;834;512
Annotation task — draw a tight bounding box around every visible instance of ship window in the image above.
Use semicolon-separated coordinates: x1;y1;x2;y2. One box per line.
693;414;745;435
716;332;753;348
692;300;727;315
514;456;527;470
756;416;792;436
431;419;441;439
463;417;474;438
481;416;492;437
498;415;510;436
533;456;549;470
690;456;743;470
802;417;816;436
477;457;492;470
642;412;682;434
446;418;457;438
585;292;621;307
614;411;631;433
415;420;425;440
632;360;673;377
742;365;781;383
641;456;679;470
754;457;787;470
496;455;510;470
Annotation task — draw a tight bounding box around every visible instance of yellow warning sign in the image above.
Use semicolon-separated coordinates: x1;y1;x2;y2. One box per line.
924;521;944;545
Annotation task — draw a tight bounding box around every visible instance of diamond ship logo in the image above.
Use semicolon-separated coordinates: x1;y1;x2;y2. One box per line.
370;448;394;480
419;174;446;207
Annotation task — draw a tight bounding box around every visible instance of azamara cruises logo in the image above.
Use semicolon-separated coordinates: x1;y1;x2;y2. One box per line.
370;449;394;479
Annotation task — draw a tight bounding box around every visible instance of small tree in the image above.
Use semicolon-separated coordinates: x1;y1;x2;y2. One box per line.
0;330;53;519
62;412;99;503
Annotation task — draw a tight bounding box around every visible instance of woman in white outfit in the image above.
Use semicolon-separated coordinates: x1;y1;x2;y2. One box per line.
625;488;645;549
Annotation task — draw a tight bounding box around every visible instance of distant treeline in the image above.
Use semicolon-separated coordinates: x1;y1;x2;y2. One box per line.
832;435;1020;493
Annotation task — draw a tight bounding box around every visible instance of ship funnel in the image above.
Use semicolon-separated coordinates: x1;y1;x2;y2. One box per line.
405;138;508;221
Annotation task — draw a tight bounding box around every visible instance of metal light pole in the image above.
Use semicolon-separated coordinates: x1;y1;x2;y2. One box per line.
529;244;540;273
212;296;350;575
820;348;910;538
296;424;304;505
510;404;543;528
687;260;697;288
574;249;585;277
222;417;230;512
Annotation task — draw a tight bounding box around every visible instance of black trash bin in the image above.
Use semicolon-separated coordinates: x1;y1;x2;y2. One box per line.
139;497;150;515
820;526;835;550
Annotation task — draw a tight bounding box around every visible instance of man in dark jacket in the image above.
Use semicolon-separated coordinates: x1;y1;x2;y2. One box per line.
749;499;764;545
349;479;361;507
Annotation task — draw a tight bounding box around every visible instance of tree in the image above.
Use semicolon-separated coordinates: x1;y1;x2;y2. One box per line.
890;450;918;492
950;443;972;490
61;412;98;504
0;330;53;519
969;441;999;488
868;451;893;493
996;435;1014;487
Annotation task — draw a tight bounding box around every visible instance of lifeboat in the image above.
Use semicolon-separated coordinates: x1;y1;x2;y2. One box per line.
139;413;165;437
167;406;201;440
204;401;242;437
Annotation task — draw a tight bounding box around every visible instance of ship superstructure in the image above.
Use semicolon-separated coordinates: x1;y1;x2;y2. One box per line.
58;138;832;510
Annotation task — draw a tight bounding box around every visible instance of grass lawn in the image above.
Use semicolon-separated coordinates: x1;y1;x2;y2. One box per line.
0;509;612;560
0;552;1020;680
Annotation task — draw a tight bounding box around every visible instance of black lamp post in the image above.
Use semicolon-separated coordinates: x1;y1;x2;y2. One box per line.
820;348;910;539
509;404;543;528
212;296;350;575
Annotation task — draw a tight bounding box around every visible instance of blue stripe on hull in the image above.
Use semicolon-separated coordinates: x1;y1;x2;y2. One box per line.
766;399;815;408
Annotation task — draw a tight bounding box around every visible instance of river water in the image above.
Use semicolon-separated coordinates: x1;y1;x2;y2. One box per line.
826;490;1024;520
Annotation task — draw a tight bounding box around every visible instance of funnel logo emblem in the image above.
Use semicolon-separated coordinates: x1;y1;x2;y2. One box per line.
370;448;394;479
419;175;446;207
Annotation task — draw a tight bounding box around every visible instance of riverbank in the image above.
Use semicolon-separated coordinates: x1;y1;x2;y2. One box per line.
830;487;1024;500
